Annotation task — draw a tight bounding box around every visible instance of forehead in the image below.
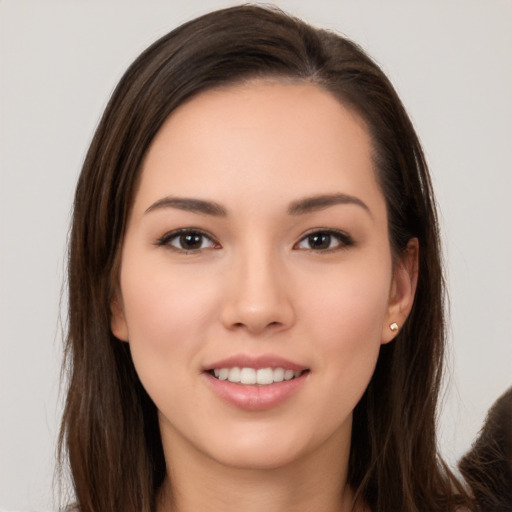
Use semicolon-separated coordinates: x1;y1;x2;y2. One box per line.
135;81;384;215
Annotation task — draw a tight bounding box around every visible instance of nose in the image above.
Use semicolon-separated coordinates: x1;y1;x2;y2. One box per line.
220;248;295;335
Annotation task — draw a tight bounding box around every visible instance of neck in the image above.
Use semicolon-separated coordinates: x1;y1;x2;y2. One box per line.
157;425;360;512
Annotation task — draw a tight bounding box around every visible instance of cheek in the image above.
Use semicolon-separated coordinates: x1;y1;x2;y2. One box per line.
301;255;392;379
309;258;390;334
298;267;389;428
121;248;218;331
118;256;221;386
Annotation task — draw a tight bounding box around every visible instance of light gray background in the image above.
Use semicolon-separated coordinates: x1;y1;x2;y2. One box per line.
1;0;511;510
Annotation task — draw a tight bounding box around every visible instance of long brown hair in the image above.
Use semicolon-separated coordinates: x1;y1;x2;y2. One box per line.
59;5;472;511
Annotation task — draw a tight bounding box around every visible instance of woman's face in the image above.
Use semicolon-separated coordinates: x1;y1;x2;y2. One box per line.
112;82;416;471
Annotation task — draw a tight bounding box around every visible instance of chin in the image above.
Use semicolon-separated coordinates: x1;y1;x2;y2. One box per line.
205;439;309;471
194;416;349;472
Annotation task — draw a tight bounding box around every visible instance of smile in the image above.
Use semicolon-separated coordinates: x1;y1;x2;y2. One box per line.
203;355;310;410
210;367;304;385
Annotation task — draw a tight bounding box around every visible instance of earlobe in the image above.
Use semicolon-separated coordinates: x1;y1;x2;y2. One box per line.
111;294;129;342
382;238;419;344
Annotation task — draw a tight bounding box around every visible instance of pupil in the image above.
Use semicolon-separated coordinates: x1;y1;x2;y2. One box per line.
181;233;202;249
309;234;330;249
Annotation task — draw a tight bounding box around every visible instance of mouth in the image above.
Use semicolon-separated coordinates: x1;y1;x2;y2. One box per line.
203;355;310;410
207;367;309;386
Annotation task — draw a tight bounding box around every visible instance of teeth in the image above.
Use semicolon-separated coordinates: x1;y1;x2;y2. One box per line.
256;368;273;385
228;367;241;383
240;368;256;385
211;367;304;385
273;367;284;382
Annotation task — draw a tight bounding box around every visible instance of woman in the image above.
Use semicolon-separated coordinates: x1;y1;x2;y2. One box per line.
59;5;472;511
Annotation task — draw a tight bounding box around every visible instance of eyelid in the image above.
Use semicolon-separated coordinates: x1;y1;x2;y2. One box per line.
294;228;354;252
154;227;353;253
155;228;220;252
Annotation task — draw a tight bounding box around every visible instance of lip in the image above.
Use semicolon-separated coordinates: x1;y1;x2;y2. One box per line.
203;354;308;372
203;353;310;411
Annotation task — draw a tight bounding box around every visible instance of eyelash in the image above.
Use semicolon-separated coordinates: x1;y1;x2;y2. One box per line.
294;229;354;252
155;228;219;253
155;228;354;254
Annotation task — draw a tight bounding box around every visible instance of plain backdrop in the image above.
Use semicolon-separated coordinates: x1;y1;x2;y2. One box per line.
1;0;511;510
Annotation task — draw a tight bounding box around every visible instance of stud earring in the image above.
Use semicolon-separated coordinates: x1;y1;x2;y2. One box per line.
389;322;399;332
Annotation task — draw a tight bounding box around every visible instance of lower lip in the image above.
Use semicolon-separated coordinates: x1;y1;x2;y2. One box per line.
204;372;309;411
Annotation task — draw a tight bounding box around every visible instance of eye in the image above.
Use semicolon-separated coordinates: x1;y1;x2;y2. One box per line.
156;229;219;252
295;230;353;252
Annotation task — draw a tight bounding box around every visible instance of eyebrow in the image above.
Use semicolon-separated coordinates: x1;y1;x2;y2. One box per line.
288;193;371;216
145;192;371;218
145;197;227;216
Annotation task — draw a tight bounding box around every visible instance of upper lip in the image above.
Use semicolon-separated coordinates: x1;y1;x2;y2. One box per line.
203;354;308;372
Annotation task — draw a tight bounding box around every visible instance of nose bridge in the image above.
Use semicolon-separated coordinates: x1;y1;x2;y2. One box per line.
221;240;294;333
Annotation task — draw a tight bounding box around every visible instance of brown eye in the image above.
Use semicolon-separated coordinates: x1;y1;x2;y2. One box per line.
295;230;353;251
307;233;332;250
179;233;204;250
157;229;218;252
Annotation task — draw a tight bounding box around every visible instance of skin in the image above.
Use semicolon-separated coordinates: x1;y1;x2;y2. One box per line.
111;82;418;512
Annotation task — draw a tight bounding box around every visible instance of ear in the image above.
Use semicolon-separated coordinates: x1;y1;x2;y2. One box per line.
110;292;129;342
381;238;419;344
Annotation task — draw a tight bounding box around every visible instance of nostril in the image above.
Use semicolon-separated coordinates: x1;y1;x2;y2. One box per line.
229;320;283;333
